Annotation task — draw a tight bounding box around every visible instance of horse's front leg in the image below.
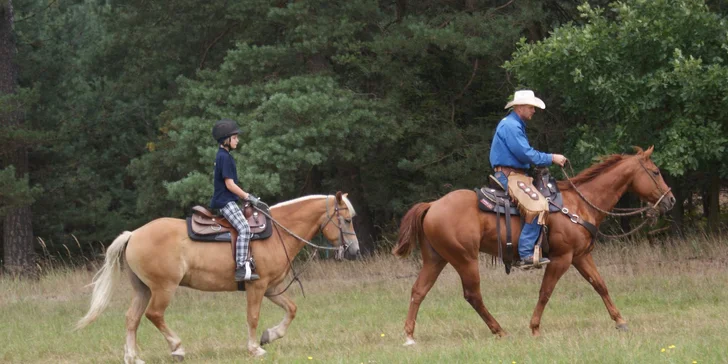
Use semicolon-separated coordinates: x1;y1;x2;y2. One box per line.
245;285;267;356
260;291;297;346
529;253;572;336
572;253;628;331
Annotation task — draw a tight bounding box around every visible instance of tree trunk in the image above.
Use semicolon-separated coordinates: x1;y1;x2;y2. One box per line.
337;165;376;255
300;165;322;196
1;0;36;276
707;171;721;235
702;182;710;220
665;174;684;237
617;195;632;233
396;0;407;23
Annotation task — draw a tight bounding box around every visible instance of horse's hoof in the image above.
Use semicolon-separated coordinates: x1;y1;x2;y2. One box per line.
124;355;144;364
403;338;416;346
171;347;185;361
251;347;267;357
495;331;509;338
616;323;629;332
260;330;271;346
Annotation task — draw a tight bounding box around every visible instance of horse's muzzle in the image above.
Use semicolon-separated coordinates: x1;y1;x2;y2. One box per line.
660;195;676;213
343;250;360;261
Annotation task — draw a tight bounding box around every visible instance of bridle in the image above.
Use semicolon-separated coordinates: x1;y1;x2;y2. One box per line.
636;159;672;209
562;158;672;218
560;157;672;239
253;195;358;297
320;195;358;258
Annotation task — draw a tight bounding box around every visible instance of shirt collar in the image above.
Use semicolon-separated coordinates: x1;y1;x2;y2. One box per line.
509;111;526;128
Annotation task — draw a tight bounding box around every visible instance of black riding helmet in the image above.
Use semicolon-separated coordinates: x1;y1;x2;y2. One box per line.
212;119;241;144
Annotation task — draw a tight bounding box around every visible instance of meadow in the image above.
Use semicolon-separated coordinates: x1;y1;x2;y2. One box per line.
1;234;727;363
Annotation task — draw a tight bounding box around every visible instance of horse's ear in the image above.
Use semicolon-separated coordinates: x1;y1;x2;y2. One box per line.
336;191;343;203
632;146;644;154
644;145;654;158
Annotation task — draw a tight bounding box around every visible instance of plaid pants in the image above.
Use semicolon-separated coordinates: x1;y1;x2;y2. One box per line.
220;201;252;268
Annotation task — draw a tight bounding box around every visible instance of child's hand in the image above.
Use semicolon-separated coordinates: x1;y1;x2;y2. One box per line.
247;194;261;207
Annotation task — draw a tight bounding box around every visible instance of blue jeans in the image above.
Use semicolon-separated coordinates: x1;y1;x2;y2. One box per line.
494;171;541;259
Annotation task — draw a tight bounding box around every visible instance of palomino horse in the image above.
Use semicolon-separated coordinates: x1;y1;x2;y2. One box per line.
393;146;675;344
76;192;359;362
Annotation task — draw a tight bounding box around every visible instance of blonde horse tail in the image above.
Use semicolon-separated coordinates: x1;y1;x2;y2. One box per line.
75;231;133;330
392;202;431;258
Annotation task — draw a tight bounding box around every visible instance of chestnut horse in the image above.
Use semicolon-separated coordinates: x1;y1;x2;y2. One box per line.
393;147;675;345
76;192;359;363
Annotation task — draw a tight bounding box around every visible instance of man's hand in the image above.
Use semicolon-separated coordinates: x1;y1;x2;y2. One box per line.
552;154;567;167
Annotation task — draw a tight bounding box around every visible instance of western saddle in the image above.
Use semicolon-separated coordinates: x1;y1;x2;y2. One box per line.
186;202;272;244
476;167;597;274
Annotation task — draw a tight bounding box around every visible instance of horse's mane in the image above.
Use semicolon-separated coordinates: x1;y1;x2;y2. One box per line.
271;194;357;216
556;154;629;190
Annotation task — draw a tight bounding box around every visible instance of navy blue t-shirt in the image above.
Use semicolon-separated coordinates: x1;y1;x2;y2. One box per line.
210;148;240;209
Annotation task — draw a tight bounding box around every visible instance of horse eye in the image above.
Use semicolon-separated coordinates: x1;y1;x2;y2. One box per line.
652;170;660;176
345;219;352;224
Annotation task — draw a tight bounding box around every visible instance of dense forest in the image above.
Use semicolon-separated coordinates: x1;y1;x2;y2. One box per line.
1;0;726;276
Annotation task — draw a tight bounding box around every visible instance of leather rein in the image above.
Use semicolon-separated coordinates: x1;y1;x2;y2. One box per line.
560;159;672;239
253;196;356;297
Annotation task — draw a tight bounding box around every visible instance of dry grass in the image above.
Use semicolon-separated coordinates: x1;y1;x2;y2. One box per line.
1;234;727;363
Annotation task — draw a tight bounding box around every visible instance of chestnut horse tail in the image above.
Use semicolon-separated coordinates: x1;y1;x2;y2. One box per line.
392;202;432;258
75;231;132;330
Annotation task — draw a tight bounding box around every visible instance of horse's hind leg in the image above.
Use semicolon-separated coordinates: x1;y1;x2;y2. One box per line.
145;285;185;361
572;253;628;331
454;260;507;337
403;241;447;346
260;292;297;346
125;270;151;364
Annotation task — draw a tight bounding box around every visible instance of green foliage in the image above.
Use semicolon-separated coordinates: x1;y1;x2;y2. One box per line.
14;0;721;251
506;0;728;175
129;0;556;220
0;166;42;218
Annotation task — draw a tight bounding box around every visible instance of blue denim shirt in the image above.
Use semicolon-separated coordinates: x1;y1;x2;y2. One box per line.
489;111;552;169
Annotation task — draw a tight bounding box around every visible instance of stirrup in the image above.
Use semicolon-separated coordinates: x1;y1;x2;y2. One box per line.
235;262;260;281
489;175;506;191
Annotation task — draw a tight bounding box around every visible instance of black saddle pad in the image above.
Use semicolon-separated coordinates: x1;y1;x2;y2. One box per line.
476;187;564;214
476;187;520;215
186;214;274;242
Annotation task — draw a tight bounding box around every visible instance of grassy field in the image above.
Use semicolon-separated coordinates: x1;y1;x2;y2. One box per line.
1;235;727;363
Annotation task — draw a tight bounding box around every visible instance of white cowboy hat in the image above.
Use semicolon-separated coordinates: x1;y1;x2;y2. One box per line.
504;90;546;110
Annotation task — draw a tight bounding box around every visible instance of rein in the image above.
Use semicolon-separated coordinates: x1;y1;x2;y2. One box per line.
252;196;355;297
560;163;671;217
559;160;670;239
